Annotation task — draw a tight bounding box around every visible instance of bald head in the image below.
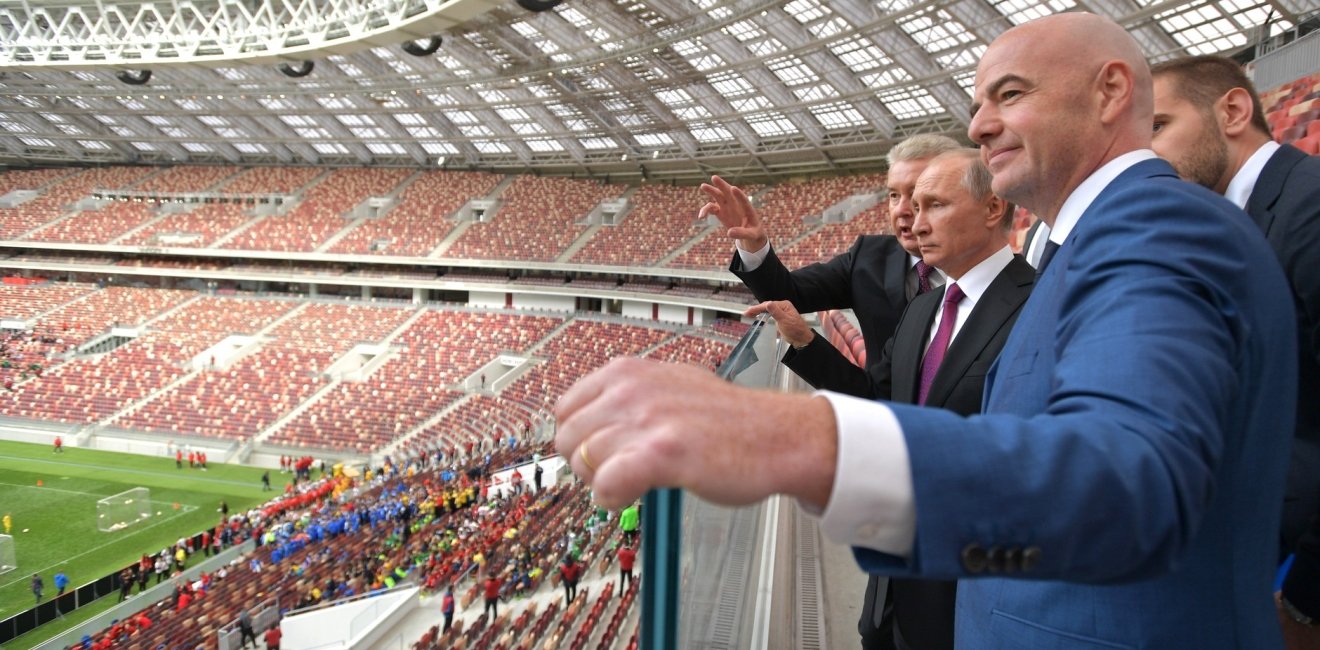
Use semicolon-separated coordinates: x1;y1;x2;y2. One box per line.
968;13;1154;222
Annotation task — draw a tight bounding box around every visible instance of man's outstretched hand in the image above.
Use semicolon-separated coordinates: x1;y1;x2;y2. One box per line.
700;175;769;253
554;357;838;510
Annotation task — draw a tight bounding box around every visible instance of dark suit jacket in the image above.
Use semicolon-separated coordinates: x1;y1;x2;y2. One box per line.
1247;144;1320;616
871;255;1034;650
730;235;910;398
860;158;1296;648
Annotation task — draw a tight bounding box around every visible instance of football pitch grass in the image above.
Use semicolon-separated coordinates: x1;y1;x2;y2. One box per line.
0;439;271;628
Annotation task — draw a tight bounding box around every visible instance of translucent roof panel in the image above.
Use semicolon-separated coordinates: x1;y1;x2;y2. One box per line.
0;0;1301;182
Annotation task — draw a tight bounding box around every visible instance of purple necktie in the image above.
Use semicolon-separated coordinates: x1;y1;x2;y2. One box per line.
918;283;964;405
915;260;934;295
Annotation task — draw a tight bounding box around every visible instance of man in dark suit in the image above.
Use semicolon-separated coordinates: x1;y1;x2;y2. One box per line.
1150;55;1320;650
865;149;1035;650
555;13;1296;648
742;148;1033;650
707;134;962;400
710;134;961;649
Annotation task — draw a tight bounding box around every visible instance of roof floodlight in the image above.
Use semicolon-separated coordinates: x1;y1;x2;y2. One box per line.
277;61;315;78
402;36;443;57
116;70;152;85
517;0;562;11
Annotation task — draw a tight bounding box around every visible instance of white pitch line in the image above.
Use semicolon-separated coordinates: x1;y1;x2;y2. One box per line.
0;480;114;497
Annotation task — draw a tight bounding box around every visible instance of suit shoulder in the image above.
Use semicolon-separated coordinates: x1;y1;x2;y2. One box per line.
1277;153;1320;199
1004;255;1036;283
853;234;903;253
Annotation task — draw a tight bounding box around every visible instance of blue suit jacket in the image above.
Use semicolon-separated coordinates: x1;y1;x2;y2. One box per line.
855;158;1297;648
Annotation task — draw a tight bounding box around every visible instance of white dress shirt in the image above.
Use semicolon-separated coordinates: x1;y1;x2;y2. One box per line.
1023;221;1052;268
814;151;1160;556
921;246;1014;355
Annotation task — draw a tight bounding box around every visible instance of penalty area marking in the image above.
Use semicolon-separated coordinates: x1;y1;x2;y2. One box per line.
0;495;198;593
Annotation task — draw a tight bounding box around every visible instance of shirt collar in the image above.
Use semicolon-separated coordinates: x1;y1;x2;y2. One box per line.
945;246;1013;304
1224;141;1280;209
1049;149;1159;245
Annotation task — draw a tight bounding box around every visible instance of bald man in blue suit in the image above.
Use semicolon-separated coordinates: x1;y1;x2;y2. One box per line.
554;12;1297;649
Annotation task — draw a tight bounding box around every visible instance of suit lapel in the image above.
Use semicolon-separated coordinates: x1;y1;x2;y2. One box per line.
892;292;940;404
884;247;910;309
925;258;1034;407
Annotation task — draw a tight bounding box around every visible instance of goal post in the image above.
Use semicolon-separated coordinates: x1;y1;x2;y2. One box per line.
0;534;14;575
97;487;152;533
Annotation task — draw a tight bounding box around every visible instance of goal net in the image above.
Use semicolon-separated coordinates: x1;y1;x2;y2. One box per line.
0;534;14;575
97;487;152;532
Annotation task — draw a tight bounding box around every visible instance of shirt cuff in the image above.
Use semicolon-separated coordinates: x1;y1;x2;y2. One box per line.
735;241;772;271
807;391;916;557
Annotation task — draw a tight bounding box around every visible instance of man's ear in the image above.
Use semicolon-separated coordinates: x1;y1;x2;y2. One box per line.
985;195;1008;228
1096;60;1136;125
1218;87;1256;138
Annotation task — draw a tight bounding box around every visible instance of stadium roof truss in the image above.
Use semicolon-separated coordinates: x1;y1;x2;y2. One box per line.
0;0;1311;182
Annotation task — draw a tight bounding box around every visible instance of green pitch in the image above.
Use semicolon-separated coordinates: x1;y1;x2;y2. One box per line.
0;439;271;623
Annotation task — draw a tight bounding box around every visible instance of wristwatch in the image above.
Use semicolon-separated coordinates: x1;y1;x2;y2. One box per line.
1281;594;1317;626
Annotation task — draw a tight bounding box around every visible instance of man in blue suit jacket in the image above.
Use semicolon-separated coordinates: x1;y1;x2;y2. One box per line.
1150;55;1320;649
554;12;1297;649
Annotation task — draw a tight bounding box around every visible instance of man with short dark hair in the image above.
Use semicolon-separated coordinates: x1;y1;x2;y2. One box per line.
1151;54;1320;650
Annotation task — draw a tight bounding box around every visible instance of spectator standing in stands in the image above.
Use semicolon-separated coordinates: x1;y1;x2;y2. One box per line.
533;463;544;493
559;555;581;606
31;573;42;604
620;502;639;547
53;436;62;453
617;544;637;592
1150;55;1320;650
441;583;456;632
238;608;258;649
483;571;502;620
264;623;281;650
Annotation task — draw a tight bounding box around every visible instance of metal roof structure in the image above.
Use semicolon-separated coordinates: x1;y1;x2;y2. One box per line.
0;0;1313;182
